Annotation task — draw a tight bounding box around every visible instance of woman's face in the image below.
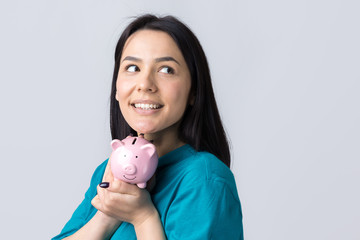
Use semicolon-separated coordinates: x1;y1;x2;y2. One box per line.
116;30;192;136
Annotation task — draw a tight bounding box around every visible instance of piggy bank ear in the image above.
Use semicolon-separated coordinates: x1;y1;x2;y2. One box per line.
111;139;124;150
140;143;156;156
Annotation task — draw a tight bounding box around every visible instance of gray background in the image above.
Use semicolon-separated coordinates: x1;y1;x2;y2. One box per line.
1;0;359;239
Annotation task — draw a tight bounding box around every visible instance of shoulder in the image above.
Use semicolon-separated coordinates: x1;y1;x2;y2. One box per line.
174;149;240;201
193;151;233;180
181;150;235;183
160;149;243;239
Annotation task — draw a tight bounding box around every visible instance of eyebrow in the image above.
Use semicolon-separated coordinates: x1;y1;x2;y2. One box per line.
155;57;180;65
122;56;180;65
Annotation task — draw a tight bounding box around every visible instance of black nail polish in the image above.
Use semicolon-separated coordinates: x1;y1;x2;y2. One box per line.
99;182;109;188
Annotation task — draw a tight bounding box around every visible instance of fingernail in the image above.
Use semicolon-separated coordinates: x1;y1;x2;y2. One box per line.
99;182;109;188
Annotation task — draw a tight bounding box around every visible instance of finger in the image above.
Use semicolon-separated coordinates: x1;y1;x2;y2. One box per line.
96;185;118;214
102;163;110;182
91;194;102;210
107;179;141;195
106;159;115;179
97;184;106;201
102;160;114;182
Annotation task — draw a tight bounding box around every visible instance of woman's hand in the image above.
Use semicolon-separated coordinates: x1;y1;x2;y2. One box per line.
91;160;166;240
91;161;158;228
93;179;158;226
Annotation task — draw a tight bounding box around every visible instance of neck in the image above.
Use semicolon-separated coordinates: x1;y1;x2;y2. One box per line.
139;125;185;157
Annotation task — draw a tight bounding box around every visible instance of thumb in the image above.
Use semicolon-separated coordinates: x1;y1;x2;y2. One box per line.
102;160;115;182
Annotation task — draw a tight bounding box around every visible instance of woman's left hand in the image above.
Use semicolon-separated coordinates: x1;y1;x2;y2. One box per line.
91;163;158;227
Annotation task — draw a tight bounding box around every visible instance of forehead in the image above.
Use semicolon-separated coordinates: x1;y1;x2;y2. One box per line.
122;30;183;59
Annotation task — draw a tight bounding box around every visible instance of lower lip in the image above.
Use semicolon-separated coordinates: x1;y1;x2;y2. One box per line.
132;105;162;115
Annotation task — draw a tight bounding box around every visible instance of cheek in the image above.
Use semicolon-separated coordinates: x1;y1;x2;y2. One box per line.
116;79;133;101
163;83;191;123
169;81;191;106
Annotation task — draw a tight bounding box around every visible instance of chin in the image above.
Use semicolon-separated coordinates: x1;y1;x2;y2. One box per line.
131;124;158;134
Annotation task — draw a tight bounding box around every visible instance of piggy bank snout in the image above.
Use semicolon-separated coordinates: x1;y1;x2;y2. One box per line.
123;163;137;175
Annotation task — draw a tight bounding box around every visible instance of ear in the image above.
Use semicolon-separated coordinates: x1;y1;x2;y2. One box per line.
111;139;124;150
115;91;119;101
140;143;156;157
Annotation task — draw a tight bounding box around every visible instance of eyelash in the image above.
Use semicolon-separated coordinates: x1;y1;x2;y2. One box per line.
125;65;139;72
124;64;175;74
159;66;175;74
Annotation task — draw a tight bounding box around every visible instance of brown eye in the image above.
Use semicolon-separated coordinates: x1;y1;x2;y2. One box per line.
159;66;174;74
126;65;140;72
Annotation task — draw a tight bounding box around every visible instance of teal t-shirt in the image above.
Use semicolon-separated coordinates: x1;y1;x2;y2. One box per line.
53;144;244;239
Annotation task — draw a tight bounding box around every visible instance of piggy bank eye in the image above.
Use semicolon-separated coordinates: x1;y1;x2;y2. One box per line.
136;156;138;158
124;155;126;157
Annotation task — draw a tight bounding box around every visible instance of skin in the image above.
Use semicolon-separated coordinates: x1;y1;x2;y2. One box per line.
64;30;193;240
116;29;193;157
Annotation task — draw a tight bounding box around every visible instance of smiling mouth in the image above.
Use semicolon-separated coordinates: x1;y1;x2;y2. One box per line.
123;175;136;180
132;103;163;110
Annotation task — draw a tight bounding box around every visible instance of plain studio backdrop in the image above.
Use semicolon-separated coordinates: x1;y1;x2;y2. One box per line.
0;0;359;239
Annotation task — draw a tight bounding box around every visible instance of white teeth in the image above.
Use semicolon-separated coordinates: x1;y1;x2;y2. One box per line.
134;103;160;110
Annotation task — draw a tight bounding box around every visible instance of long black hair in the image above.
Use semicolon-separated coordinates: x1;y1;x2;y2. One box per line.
110;14;231;167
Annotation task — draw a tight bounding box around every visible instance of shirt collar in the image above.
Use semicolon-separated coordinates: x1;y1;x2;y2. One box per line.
157;144;195;169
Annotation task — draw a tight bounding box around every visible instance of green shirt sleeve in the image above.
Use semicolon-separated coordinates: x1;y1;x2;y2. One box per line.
165;178;244;240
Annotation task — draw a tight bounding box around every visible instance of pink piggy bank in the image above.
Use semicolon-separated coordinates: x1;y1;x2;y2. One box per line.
110;135;158;188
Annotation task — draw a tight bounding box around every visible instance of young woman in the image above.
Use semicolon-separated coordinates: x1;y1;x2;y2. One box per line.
53;14;243;240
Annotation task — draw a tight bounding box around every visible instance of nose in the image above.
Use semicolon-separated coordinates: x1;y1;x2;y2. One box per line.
123;163;137;175
137;71;157;93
